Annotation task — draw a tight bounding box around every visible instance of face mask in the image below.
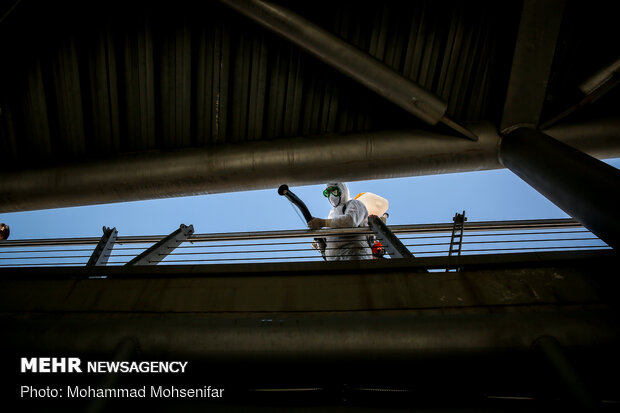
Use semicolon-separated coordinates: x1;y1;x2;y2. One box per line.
329;194;341;207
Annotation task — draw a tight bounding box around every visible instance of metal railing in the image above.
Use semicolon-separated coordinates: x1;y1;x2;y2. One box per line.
0;218;610;267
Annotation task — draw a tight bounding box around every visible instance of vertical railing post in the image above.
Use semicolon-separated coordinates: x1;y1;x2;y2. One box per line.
87;226;118;266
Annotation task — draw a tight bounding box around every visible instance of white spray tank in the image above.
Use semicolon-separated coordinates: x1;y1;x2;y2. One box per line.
354;192;389;217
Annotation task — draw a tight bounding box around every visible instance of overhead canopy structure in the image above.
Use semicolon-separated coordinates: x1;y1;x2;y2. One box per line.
0;0;619;222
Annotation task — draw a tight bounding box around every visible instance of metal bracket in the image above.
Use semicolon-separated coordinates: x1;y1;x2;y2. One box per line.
125;224;194;266
368;215;413;259
87;226;118;266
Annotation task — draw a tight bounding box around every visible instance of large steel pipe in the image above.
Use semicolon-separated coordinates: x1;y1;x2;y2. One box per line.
542;117;620;159
500;126;620;250
217;0;447;126
533;336;599;412
0;124;499;213
0;119;619;212
1;310;618;360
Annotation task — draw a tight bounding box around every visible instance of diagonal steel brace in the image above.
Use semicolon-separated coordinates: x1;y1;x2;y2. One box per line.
87;226;118;267
126;224;194;266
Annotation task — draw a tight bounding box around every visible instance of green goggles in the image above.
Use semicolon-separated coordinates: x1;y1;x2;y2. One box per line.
323;186;342;198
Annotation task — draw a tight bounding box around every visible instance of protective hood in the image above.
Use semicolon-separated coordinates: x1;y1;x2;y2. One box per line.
325;182;351;207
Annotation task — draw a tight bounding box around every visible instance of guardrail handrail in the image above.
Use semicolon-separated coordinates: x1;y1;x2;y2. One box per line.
0;218;582;247
0;218;608;267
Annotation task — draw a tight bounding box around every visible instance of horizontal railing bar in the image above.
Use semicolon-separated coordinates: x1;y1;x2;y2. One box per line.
108;250;313;257
401;238;603;250
404;242;450;248
0;218;606;268
0;255;92;260
408;246;611;255
173;240;316;248
0;247;612;267
106;245;374;258
461;245;610;253
462;229;591;237
0;234;599;257
0;263;88;266
389;218;580;234
0;248;96;254
158;254;369;263
398;229;591;241
462;237;601;245
0;219;582;248
0;262;86;266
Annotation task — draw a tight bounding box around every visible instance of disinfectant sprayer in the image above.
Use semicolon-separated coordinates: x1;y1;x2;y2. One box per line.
278;184;327;260
278;184;313;222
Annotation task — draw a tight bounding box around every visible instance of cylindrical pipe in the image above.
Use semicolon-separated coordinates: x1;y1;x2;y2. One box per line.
217;0;447;125
532;336;599;412
0;119;618;213
500;126;620;250
0;124;500;213
541;117;620;159
1;311;618;360
86;337;139;413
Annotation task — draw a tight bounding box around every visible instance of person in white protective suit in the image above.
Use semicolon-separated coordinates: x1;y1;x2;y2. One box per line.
308;183;373;261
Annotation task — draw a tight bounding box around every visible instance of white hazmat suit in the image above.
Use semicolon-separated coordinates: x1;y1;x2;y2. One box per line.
309;182;373;261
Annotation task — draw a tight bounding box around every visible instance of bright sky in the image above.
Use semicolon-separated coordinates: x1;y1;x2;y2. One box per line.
2;158;619;240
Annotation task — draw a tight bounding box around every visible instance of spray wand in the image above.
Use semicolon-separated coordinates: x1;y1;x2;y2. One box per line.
278;185;327;260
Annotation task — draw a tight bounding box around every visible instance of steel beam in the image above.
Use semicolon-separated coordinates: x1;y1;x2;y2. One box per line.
540;58;620;130
1;310;618;361
216;0;478;140
541;117;620;160
367;215;413;259
0;249;615;281
4;253;613;313
500;127;620;250
86;226;117;266
0;119;619;213
500;0;566;131
126;224;194;265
